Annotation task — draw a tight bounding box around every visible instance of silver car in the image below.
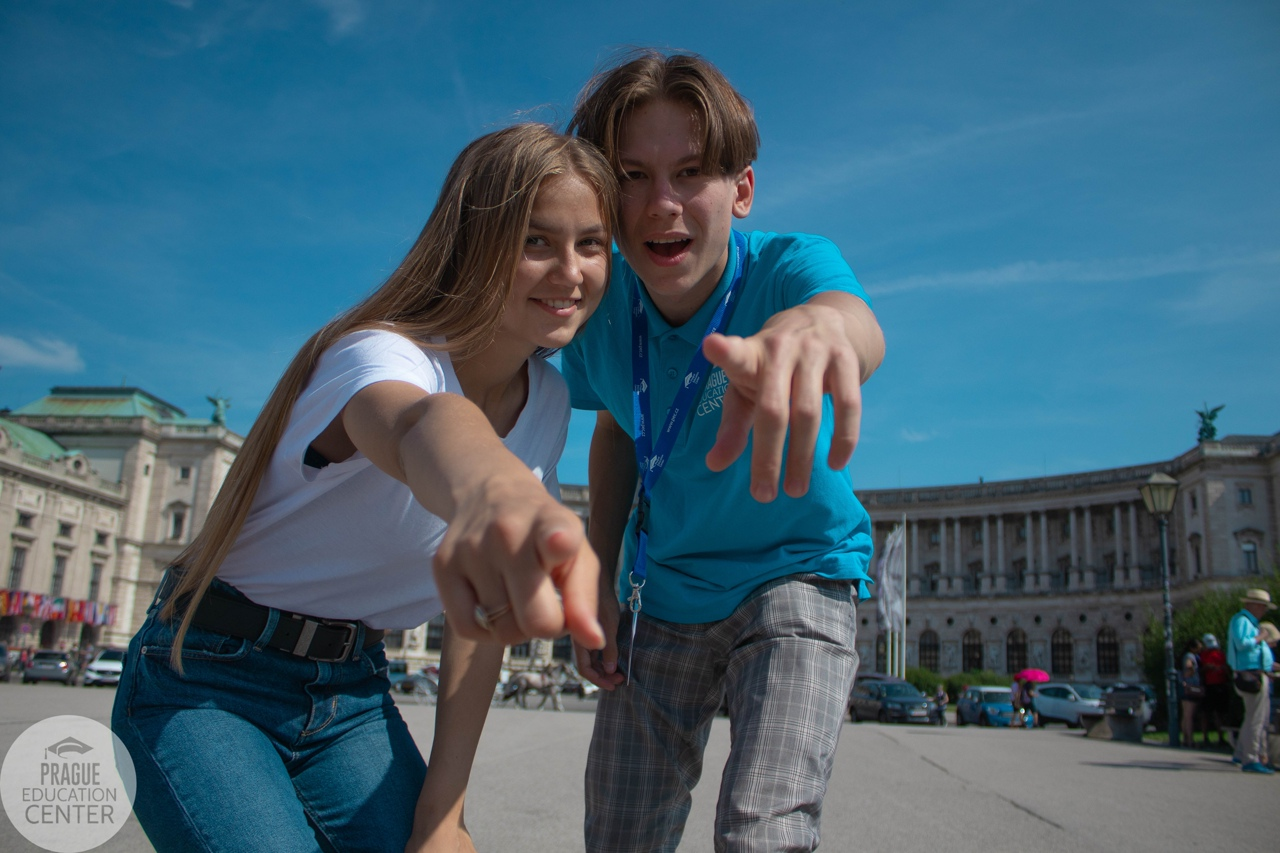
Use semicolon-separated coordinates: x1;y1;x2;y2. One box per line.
22;650;78;685
1035;682;1104;727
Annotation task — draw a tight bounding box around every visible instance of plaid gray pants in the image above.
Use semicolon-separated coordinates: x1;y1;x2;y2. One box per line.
584;574;859;852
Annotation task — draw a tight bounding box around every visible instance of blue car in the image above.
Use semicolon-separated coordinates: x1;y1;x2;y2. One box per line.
956;686;1016;727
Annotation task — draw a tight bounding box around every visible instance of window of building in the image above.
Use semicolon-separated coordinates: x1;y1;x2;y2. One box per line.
1016;524;1027;543
552;636;574;661
1006;629;1027;673
918;630;940;672
50;554;68;597
928;529;940;547
509;641;531;658
425;615;445;651
875;633;887;673
923;562;940;594
1060;521;1071;541
1096;627;1119;677
1106;515;1115;534
8;546;27;590
1010;558;1027;591
383;631;404;651
972;527;983;545
95;531;109;547
178;466;192;482
1243;543;1259;574
1189;493;1198;514
169;509;187;541
1239;488;1253;506
1051;629;1074;676
961;630;984;672
16;512;34;529
88;563;104;601
58;522;74;538
1188;534;1202;577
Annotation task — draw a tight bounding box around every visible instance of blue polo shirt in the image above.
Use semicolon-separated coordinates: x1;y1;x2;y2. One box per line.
562;230;874;624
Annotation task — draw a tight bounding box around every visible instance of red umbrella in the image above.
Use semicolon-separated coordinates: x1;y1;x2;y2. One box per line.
1015;668;1050;683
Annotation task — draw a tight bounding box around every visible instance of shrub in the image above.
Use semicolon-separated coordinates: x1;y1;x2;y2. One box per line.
944;669;1012;700
905;666;941;694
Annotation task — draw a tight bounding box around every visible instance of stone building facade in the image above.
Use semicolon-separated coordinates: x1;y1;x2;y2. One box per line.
856;433;1278;682
2;387;242;651
4;382;1273;686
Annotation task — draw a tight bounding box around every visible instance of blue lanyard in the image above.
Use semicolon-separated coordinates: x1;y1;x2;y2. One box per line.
624;230;748;680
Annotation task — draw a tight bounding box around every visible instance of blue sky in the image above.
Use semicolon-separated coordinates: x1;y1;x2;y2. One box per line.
2;1;1277;489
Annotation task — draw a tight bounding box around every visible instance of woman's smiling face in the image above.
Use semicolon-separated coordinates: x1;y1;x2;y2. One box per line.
500;172;610;352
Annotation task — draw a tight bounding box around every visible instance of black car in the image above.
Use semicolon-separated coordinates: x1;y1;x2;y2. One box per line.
849;678;935;724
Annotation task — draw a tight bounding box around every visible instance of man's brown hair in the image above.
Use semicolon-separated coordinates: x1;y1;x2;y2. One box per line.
569;49;760;176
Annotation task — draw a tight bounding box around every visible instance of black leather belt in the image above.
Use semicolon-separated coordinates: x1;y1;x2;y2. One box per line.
191;588;384;663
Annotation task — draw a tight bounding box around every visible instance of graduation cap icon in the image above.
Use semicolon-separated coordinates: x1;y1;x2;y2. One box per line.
45;737;94;759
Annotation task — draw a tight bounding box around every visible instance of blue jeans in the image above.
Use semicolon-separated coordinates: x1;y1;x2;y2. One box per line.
111;577;426;853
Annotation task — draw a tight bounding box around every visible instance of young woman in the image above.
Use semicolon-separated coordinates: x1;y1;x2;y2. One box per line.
111;124;615;853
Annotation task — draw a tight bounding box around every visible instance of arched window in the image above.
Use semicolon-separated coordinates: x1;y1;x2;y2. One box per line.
919;630;940;672
1242;542;1259;574
962;630;984;672
1006;629;1027;673
875;632;887;673
1051;629;1074;676
1096;627;1119;677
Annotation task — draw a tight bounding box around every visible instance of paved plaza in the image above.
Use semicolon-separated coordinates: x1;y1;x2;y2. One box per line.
0;679;1271;852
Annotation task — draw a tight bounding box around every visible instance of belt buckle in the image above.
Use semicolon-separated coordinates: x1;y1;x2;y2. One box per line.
292;617;358;662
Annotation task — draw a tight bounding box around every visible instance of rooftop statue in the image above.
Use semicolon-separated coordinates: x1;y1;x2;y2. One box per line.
1195;403;1223;442
207;395;230;427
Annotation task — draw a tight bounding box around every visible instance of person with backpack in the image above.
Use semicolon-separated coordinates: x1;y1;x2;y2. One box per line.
1198;633;1230;747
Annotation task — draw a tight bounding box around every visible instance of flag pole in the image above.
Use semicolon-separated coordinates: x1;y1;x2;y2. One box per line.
899;513;908;677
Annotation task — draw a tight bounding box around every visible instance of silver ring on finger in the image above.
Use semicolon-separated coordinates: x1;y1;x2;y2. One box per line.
474;603;512;632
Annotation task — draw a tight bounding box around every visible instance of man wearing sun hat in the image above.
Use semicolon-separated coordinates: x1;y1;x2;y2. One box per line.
1228;589;1279;773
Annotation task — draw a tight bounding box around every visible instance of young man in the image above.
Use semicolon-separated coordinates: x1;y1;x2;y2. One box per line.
564;51;885;851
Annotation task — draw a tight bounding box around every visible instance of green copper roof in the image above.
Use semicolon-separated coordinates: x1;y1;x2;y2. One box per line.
12;386;192;423
0;417;69;460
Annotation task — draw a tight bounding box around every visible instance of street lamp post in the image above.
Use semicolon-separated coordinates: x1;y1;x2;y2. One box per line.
1140;472;1180;748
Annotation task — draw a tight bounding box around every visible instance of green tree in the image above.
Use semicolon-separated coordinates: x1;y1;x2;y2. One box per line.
1142;574;1280;727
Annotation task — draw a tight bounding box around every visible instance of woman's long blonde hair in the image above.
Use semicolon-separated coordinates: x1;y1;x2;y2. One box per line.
162;124;617;665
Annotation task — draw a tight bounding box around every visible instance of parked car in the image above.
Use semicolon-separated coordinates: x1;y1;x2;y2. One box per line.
955;686;1016;727
22;650;78;685
82;648;126;687
0;643;10;682
849;678;935;724
1103;682;1155;726
1035;682;1104;727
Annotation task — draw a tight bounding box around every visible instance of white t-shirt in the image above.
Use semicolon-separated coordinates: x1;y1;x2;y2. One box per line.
216;329;570;629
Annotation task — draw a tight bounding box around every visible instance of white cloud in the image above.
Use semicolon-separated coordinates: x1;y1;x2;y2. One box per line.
872;249;1280;298
899;427;937;443
0;335;85;372
310;0;365;38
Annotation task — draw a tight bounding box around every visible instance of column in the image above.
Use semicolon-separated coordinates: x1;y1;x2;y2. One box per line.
982;516;991;592
938;517;947;593
996;516;1007;592
1113;504;1123;581
1127;502;1140;588
954;518;963;594
910;519;920;595
1024;512;1033;591
1039;511;1049;592
1083;506;1096;590
1068;509;1080;591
